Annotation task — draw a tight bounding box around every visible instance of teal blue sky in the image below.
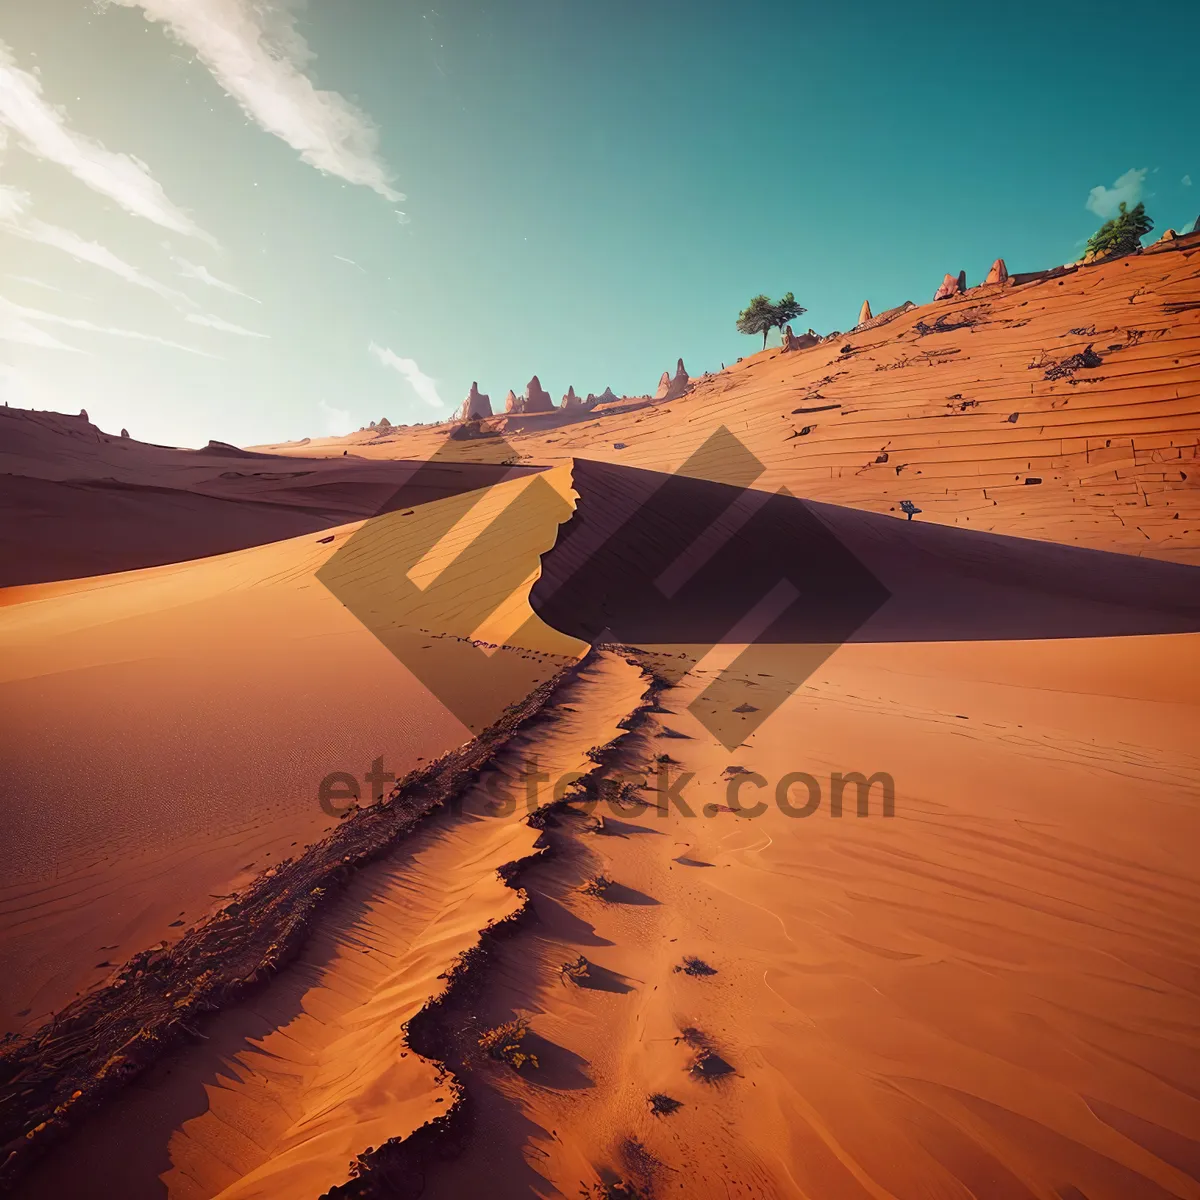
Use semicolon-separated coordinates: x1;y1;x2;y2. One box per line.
2;0;1197;447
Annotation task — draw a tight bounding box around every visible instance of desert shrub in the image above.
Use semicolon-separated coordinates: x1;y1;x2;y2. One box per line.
579;1182;646;1199
675;956;717;977
561;955;592;983
1085;201;1153;260
647;1092;682;1116
478;1017;539;1070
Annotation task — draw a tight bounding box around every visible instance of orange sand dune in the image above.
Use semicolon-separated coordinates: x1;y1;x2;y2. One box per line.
419;633;1200;1199
257;236;1200;564
0;406;535;586
8;453;1200;1198
15;653;645;1200
0;467;584;1037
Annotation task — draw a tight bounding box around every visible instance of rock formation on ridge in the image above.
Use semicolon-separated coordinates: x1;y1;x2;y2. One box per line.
984;258;1009;285
857;301;872;326
653;358;690;401
781;326;821;352
933;272;966;300
459;382;493;421
522;375;554;413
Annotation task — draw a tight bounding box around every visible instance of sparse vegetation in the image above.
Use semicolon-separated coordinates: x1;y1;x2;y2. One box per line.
735;294;774;348
561;954;592;983
771;291;806;338
578;1181;647;1200
675;1025;734;1081
579;874;613;898
1085;201;1153;261
690;1045;735;1081
477;1017;539;1070
736;291;807;349
648;1092;683;1116
675;956;717;977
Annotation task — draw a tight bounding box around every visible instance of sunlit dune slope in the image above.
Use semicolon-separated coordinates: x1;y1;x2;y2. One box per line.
422;632;1200;1199
13;654;645;1200
0;466;584;1037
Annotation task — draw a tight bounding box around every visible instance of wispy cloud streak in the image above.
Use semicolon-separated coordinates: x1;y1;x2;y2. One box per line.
105;0;402;201
175;256;261;303
0;39;207;238
2;295;216;356
0;303;83;352
186;311;268;337
0;192;193;306
369;341;443;409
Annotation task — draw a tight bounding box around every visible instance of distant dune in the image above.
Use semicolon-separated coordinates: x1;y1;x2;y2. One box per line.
0;407;537;587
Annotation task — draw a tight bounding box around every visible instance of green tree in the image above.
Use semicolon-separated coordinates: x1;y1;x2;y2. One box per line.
736;292;807;349
736;294;776;349
1085;201;1153;261
771;292;806;341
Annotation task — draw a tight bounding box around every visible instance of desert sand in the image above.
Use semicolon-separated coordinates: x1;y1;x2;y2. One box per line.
0;405;536;587
427;634;1200;1199
2;236;1199;1199
0;466;582;1036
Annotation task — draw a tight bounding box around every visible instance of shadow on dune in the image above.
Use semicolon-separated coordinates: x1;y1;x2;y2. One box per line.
598;881;660;906
517;1030;594;1091
588;816;665;838
529;456;1200;748
527;895;616;949
569;962;636;993
532;458;1200;649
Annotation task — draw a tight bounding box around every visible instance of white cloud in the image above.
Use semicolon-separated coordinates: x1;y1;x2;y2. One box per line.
105;0;402;201
6;273;63;293
174;256;260;302
369;341;443;409
319;399;353;435
0;39;207;239
185;311;267;337
1184;175;1193;188
2;295;216;356
2;210;193;305
0;304;83;352
0;181;27;223
1086;167;1148;220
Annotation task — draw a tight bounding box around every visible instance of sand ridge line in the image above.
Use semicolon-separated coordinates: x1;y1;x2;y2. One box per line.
0;650;592;1193
323;648;669;1199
